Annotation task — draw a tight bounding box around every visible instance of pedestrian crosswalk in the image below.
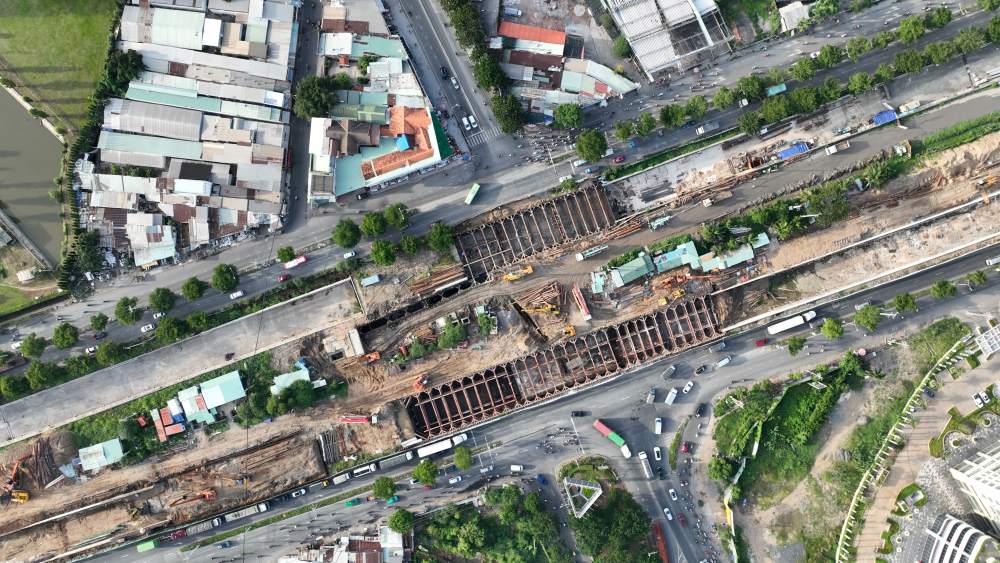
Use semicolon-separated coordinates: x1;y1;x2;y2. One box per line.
466;125;502;148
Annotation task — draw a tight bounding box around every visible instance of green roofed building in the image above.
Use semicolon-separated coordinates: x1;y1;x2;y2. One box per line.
199;370;246;409
78;438;125;472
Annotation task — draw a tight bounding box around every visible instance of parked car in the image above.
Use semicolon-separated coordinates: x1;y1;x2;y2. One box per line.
974;394;985;408
668;488;678;501
694;365;708;375
462;116;471;131
291;489;306;498
653;446;662;461
386;495;400;505
277;274;291;282
229;290;245;300
218;541;234;549
682;380;694;394
152;312;166;320
754;338;768;347
93;331;107;340
85;346;97;355
448;475;463;485
571;410;588;417
140;323;156;334
10;341;21;351
681;442;692;454
468;115;478;128
535;474;547;485
613;155;626;163
663;507;673;520
345;498;362;506
343;250;357;259
696;403;706;417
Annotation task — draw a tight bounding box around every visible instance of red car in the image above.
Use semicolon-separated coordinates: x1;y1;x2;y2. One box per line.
613;155;626;163
681;442;691;454
277;274;291;282
755;338;768;347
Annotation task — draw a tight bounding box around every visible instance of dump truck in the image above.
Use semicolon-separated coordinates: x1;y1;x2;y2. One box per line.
695;122;719;135
224;502;269;523
825;140;851;155
701;190;732;207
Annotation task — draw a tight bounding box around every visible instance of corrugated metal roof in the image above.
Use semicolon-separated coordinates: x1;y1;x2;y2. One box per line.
269;368;310;395
200;370;246;409
105;99;203;141
78;438;125;472
126;83;223;113
612;253;654;287
98;131;204;160
498;21;566;46
151;7;206;50
351;35;408;59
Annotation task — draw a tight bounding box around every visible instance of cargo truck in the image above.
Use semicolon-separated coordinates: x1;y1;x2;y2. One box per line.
184;518;223;536
575;244;609;261
696;122;719;135
378;452;415;470
825;140;850;155
766;310;818;335
637;451;653;480
664;387;678;405
224;502;269;523
593;419;632;458
701;190;732;207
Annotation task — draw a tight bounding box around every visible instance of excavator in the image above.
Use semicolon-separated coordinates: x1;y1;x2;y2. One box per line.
169;489;218;507
412;375;429;392
1;453;32;505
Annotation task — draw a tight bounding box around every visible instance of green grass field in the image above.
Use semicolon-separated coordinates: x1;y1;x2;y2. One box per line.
0;0;118;132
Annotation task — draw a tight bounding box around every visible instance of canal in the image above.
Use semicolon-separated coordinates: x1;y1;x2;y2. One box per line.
0;90;63;265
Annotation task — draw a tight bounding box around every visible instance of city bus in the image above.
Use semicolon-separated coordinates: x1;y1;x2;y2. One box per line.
465;183;480;204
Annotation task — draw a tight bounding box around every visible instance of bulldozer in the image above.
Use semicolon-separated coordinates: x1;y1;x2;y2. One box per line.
503;265;533;282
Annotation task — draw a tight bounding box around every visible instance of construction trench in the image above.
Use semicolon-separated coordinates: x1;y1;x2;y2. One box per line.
455;185;616;280
405;294;721;438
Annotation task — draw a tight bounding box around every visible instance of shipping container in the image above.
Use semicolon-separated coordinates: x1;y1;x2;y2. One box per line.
136;540;157;552
378;452;414;470
184;518;222;535
592;420;612;437
608;432;626;447
360;274;381;287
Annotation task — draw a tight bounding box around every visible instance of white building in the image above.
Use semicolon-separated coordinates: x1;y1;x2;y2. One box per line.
951;442;1000;535
922;514;998;563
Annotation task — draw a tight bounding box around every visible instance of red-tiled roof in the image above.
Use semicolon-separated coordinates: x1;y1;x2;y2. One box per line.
498;21;566;46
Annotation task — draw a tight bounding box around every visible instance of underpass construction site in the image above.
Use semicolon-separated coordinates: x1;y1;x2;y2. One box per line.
5;99;1000;560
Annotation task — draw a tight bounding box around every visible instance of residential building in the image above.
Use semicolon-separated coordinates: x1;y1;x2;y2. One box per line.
79;0;297;270
951;442;1000;535
78;438;125;472
779;2;811;34
308;5;447;202
277;526;410;562
602;0;732;79
921;514;1000;563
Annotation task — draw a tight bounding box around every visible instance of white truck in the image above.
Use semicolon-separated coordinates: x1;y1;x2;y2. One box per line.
664;387;679;405
637;451;653;480
224;502;269;523
825;140;851;155
701;190;733;207
696;122;719;135
766;310;818;335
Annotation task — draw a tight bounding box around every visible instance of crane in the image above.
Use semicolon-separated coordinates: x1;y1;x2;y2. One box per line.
169;489;217;507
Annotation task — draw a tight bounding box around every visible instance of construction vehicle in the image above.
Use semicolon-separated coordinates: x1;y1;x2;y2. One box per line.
503;265;533;282
575;244;609;261
671;288;686;300
169;489;217;507
525;303;559;315
825;140;851;155
1;453;31;504
562;326;576;337
362;352;381;365
413;375;429;392
976;175;997;187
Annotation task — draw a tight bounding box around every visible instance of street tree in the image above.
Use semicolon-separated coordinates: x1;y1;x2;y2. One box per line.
115;296;141;325
821;317;844;340
52;323;79;349
816;45;845;69
898;15;926;44
989;15;1000;43
383;203;409;230
399;234;422;255
360;212;387;237
818;77;844;102
96;341;127;366
924;7;952;29
472;50;507;92
181;277;208;301
765;67;787;87
923;41;956;65
454;446;473;470
148;287;177;313
370;240;397;266
614;120;634;141
187;311;212;332
491;94;524;133
634;112;657;137
790;58;816;82
575;129;607;162
968;270;988;288
735;75;764;101
292;75;336;119
873;30;896;49
612;35;631;58
760;95;790;124
707;457;736;482
788;87;819;114
373;476;397;499
874;63;897;84
156;316;189;344
658;104;686;128
809;0;838;19
930;280;957;299
413;459;438;486
332;218;362;248
387;509;415;533
90;312;109;332
276;246;296;262
0;376;28;401
786;336;806;356
846;37;873;62
426;222;454;253
26;361;62;390
854;305;882;332
847;72;874;95
553;103;583;129
211;264;240;292
685;95;708;119
712;86;736;110
891;292;918;313
737;111;762;136
954;27;987;54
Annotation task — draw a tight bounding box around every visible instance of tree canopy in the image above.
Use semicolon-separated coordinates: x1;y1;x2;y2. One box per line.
454;446;473;470
90;312;109;332
413;459;438;485
361;212;387;237
491;94;524;134
115;296;141;325
20;333;46;358
553;103;583;129
574;129;607;162
276;246;296;263
821;317;844;340
426;222;455;253
370;240;397;266
332;219;362;248
292;75;337;119
387;508;415;533
373;476;397;499
148;287;177;313
383;203;409;230
854;305;881;333
211;264;240;292
52;323;79;349
181;277;208;301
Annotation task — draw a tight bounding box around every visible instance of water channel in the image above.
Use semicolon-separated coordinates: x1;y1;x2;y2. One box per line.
0;91;64;264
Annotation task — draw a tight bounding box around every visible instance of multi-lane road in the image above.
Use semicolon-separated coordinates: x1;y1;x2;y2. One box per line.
86;243;1000;563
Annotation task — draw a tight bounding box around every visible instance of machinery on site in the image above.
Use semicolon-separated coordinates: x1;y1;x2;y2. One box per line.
562;326;576;337
1;453;32;505
413;375;429;392
169;489;218;507
503;265;533;282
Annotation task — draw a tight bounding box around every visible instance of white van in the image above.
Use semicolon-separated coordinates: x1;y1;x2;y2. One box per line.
229;290;245;300
510;464;524;473
572;159;588;167
716;355;732;369
461;116;471;131
654;417;663;435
